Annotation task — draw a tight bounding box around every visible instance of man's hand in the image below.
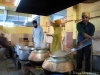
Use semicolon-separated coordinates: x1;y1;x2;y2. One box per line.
83;33;93;39
41;40;44;43
83;33;100;41
92;37;100;41
78;38;89;47
32;37;34;42
46;34;52;36
78;42;83;47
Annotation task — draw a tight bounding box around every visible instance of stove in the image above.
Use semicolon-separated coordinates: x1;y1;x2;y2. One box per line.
30;68;76;75
30;68;45;75
93;51;100;56
30;61;43;66
43;69;76;75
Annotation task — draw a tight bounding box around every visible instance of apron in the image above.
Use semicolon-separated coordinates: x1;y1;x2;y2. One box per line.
51;27;62;52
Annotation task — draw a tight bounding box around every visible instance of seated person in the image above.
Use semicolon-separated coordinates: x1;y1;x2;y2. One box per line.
0;33;9;59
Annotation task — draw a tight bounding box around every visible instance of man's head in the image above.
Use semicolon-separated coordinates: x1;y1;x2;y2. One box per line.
82;12;90;24
61;23;65;27
54;20;61;27
0;33;2;37
1;33;4;37
0;33;4;37
32;20;38;28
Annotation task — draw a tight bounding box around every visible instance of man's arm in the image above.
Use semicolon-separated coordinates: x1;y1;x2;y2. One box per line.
32;28;34;42
83;25;95;39
79;38;89;44
32;37;34;42
40;27;44;42
83;33;93;39
77;23;94;39
77;24;96;46
80;24;95;44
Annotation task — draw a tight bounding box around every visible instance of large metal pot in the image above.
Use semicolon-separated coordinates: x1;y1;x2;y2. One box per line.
16;45;24;56
18;46;34;60
14;45;17;52
16;45;20;55
42;51;75;75
28;48;50;66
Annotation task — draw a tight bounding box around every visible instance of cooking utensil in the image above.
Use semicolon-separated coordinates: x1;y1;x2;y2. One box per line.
50;39;92;58
42;51;75;73
69;39;92;55
28;48;50;62
18;46;34;60
42;39;92;74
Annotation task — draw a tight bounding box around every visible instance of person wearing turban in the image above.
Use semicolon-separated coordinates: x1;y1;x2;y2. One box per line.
0;32;9;60
82;12;90;18
76;12;98;72
47;20;63;52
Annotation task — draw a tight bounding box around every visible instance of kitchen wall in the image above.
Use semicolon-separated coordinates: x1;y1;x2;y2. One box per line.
65;1;100;49
67;1;100;37
0;25;3;30
0;25;33;45
86;2;100;31
3;26;32;34
0;1;100;46
41;1;100;49
75;1;100;38
40;16;50;32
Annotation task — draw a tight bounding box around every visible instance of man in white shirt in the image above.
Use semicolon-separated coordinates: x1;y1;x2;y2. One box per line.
46;25;54;49
61;25;66;51
32;20;44;47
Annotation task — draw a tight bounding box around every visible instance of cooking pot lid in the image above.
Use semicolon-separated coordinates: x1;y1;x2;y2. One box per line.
33;49;48;53
50;50;67;57
35;47;47;50
19;46;34;50
33;47;48;53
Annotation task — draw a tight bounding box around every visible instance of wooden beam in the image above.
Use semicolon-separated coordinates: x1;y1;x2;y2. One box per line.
0;0;16;7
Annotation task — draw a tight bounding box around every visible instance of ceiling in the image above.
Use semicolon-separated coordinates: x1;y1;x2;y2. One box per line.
83;0;100;3
16;0;100;16
54;9;66;16
16;0;86;16
0;0;99;26
0;0;99;14
0;0;67;26
0;0;39;26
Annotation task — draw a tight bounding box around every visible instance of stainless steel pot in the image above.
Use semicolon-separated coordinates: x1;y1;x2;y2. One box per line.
14;45;17;52
42;51;75;73
18;46;34;60
16;45;24;56
16;45;20;55
28;48;50;62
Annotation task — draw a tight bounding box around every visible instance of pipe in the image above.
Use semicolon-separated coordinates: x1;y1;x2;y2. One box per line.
63;15;100;23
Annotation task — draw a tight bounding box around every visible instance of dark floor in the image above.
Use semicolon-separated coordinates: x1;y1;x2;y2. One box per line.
0;57;99;75
0;57;22;75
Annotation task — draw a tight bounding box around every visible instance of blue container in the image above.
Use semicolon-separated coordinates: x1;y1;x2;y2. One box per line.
14;46;16;52
93;55;100;71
